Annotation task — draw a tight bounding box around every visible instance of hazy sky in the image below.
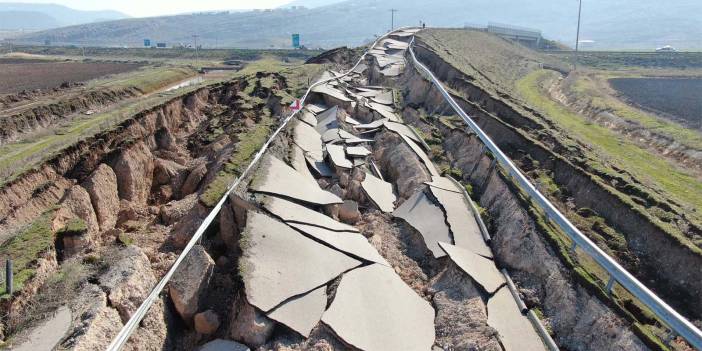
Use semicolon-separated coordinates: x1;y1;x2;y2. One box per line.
1;0;295;17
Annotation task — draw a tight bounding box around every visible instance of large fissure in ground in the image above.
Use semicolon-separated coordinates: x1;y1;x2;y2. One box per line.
408;39;702;323
2;32;693;351
0;70;294;349
157;34;663;351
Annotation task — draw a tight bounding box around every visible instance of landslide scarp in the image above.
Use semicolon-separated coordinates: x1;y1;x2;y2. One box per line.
0;66;312;349
410;30;702;325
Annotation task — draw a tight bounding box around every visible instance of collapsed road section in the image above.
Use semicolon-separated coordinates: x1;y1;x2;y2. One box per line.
106;28;554;351
99;28;701;351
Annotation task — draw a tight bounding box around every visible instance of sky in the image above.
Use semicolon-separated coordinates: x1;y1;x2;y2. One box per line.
1;0;295;17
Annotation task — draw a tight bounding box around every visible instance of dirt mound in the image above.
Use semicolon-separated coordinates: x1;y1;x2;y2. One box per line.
305;47;359;65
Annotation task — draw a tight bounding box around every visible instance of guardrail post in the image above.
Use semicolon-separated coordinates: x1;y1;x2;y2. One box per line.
569;241;577;255
5;259;12;296
605;275;615;296
665;331;677;345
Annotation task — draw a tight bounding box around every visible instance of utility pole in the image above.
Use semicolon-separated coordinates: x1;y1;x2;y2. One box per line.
573;0;582;71
389;9;398;31
192;34;200;68
81;32;87;59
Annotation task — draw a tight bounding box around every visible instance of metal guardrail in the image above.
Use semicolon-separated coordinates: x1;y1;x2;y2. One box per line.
408;37;702;350
448;174;557;349
105;28;407;351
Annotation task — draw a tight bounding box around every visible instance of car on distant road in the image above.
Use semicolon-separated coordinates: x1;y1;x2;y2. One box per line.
655;45;677;52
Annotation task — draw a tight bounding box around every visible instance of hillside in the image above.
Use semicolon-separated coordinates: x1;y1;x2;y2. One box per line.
0;3;128;30
0;11;60;30
13;0;702;50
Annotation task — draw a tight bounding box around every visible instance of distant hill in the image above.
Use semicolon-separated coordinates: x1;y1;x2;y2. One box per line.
281;0;344;8
0;3;128;30
0;11;60;30
13;0;702;50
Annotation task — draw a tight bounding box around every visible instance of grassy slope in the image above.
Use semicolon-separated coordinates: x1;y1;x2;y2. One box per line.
517;69;702;215
545;51;702;71
104;66;195;92
6;45;322;67
420;29;702;239
418;29;568;94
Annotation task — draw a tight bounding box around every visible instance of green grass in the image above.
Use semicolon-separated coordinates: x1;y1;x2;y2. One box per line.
56;218;86;235
545;51;702;70
106;66;195;92
0;210;56;297
198;58;324;207
417;29;569;94
516;69;702;214
200;114;275;207
235;57;324;97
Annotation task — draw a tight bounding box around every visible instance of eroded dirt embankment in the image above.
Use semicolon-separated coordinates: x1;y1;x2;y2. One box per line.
408;40;702;323
0;86;142;145
0;71;292;349
547;72;702;175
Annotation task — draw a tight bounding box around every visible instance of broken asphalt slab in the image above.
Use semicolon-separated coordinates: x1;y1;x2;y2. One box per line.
261;195;359;233
240;211;361;312
249;155;342;206
393;190;451;258
488;286;547;351
321;264;435;351
361;172;396;212
438;242;505;294
428;185;492;258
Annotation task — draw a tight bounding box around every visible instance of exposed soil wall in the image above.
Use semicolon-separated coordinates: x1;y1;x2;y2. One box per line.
408;40;702;321
0;86;143;145
0;71;292;349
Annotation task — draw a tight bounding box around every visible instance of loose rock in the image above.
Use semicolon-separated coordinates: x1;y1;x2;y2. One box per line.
55;184;100;236
99;246;157;323
160;194;199;225
169;245;215;324
229;294;275;349
82;164;120;231
338;200;361;224
199;339;250;351
182;162;208;196
194;310;221;335
113;141;155;205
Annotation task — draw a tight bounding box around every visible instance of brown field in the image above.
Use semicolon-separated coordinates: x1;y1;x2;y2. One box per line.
609;77;702;129
0;59;142;94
